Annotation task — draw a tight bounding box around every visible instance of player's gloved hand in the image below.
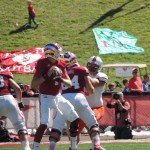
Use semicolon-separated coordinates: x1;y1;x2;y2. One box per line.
18;102;25;110
53;74;61;80
51;66;62;81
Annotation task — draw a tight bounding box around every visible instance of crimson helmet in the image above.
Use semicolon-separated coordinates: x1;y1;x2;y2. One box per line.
87;56;103;74
44;42;63;60
63;52;78;68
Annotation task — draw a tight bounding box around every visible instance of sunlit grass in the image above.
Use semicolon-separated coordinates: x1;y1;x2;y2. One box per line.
0;0;149;84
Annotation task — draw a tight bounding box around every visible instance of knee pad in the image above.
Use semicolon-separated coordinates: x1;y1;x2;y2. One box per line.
89;124;100;137
18;129;28;136
13;121;26;132
69;118;79;137
49;128;61;142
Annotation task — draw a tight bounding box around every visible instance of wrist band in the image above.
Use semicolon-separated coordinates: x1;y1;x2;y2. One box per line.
18;102;24;110
43;74;49;80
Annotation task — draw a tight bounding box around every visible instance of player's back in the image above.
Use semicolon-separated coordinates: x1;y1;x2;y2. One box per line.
62;65;89;94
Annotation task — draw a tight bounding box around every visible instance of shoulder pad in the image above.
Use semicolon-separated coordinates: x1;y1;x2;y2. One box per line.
58;59;66;68
97;72;108;82
0;70;13;79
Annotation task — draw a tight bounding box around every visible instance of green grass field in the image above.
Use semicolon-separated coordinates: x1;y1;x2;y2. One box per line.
0;1;150;150
0;0;149;84
1;143;150;150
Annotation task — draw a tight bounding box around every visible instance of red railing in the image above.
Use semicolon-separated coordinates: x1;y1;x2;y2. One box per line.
100;92;150;126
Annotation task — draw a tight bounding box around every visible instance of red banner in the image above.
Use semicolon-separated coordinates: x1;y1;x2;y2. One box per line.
0;48;45;74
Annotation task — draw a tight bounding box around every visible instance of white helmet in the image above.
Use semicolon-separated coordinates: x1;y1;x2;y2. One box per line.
63;51;78;68
87;56;103;74
44;42;63;60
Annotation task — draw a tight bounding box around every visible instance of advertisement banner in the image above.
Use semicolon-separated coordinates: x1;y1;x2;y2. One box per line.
93;28;144;55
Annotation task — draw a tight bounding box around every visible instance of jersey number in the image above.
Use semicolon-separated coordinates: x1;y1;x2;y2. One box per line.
62;75;79;90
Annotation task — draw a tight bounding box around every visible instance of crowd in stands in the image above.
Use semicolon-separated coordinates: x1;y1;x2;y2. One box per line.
105;68;150;94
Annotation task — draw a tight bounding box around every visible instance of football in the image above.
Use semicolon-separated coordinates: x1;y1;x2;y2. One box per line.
52;66;62;78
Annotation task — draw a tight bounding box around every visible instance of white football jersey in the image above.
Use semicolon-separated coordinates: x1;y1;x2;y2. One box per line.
86;72;108;108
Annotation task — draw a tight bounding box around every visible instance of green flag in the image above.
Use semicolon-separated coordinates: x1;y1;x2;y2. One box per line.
93;28;144;54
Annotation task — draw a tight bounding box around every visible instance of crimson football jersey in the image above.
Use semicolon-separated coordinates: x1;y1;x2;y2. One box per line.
62;65;89;94
0;71;13;95
34;58;68;95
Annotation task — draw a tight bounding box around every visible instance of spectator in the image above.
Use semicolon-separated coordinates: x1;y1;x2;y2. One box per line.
142;74;150;91
49;53;102;150
0;70;31;150
31;43;79;150
122;78;129;92
27;0;39;28
106;92;133;139
106;82;116;93
77;55;108;150
23;84;35;97
10;83;36;97
128;68;143;92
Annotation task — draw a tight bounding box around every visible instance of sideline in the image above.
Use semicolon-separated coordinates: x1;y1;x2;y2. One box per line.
1;138;150;147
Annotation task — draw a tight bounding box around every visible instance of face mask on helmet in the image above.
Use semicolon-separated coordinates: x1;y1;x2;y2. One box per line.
87;56;103;74
63;52;77;68
44;42;63;60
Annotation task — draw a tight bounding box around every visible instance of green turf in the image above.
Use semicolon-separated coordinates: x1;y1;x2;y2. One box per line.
0;0;149;85
1;143;150;150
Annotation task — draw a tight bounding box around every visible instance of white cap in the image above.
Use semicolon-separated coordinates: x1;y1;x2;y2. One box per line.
132;68;138;72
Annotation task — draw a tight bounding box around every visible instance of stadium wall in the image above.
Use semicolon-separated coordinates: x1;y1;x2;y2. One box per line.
3;92;150;129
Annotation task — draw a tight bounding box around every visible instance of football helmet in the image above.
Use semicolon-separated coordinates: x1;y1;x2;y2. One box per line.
63;52;77;68
87;56;103;74
44;42;63;60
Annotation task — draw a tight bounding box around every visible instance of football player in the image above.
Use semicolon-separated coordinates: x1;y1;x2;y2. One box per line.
77;56;108;150
49;52;102;150
0;70;31;150
31;42;79;150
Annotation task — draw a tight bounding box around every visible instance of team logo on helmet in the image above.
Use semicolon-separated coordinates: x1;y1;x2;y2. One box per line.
87;56;103;74
44;42;63;60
